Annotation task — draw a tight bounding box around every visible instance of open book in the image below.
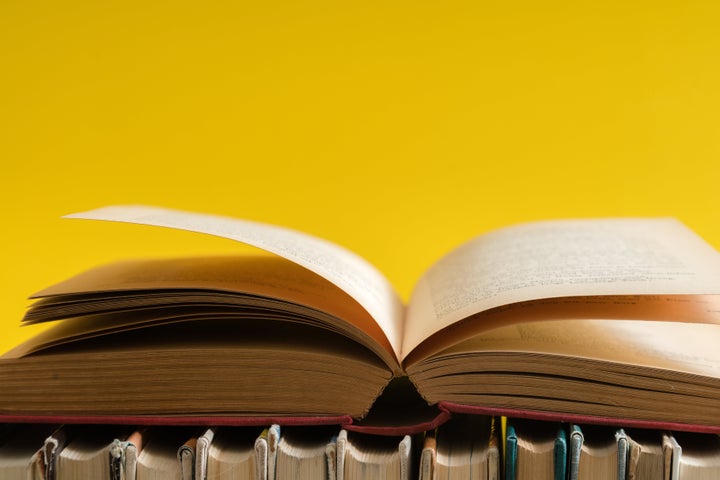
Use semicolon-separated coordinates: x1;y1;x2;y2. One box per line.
2;206;720;434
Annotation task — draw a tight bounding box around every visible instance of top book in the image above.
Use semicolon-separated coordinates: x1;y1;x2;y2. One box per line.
2;206;720;434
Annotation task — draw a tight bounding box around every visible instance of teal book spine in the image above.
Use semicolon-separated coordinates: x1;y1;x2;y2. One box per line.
554;425;568;480
505;424;518;480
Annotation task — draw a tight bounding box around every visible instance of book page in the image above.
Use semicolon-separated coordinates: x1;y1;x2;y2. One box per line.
441;319;720;379
12;255;398;370
403;218;720;360
403;294;720;366
65;205;405;360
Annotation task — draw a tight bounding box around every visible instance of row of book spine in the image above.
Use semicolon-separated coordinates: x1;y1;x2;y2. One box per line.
1;416;719;479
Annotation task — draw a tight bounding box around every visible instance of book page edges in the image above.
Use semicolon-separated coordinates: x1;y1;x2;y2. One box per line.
64;205;405;363
0;413;354;428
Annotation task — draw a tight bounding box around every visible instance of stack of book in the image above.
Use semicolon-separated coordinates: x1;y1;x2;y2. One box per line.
3;417;720;479
2;206;720;479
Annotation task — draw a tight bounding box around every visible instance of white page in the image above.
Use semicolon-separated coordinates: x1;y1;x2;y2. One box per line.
65;205;405;359
404;218;720;359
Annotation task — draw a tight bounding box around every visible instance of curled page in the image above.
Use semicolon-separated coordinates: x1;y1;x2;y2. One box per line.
404;218;720;359
65;205;405;361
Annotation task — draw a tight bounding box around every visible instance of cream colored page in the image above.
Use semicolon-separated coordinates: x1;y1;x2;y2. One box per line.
403;218;720;359
66;205;405;359
445;319;720;378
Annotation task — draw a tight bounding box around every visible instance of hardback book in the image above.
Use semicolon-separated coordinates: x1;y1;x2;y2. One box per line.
568;424;629;480
663;433;681;480
418;430;436;480
0;424;57;480
625;429;679;480
193;427;216;480
198;427;270;480
418;415;499;480
271;426;338;480
117;429;142;480
3;206;720;433
336;430;412;480
135;427;197;480
505;419;567;480
42;426;71;480
177;434;197;480
670;432;720;479
55;426;134;480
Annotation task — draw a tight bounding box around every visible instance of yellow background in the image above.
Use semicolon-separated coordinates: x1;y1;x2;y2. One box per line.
2;1;720;354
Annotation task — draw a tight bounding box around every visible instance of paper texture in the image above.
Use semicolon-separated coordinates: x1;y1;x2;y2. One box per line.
404;218;720;358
